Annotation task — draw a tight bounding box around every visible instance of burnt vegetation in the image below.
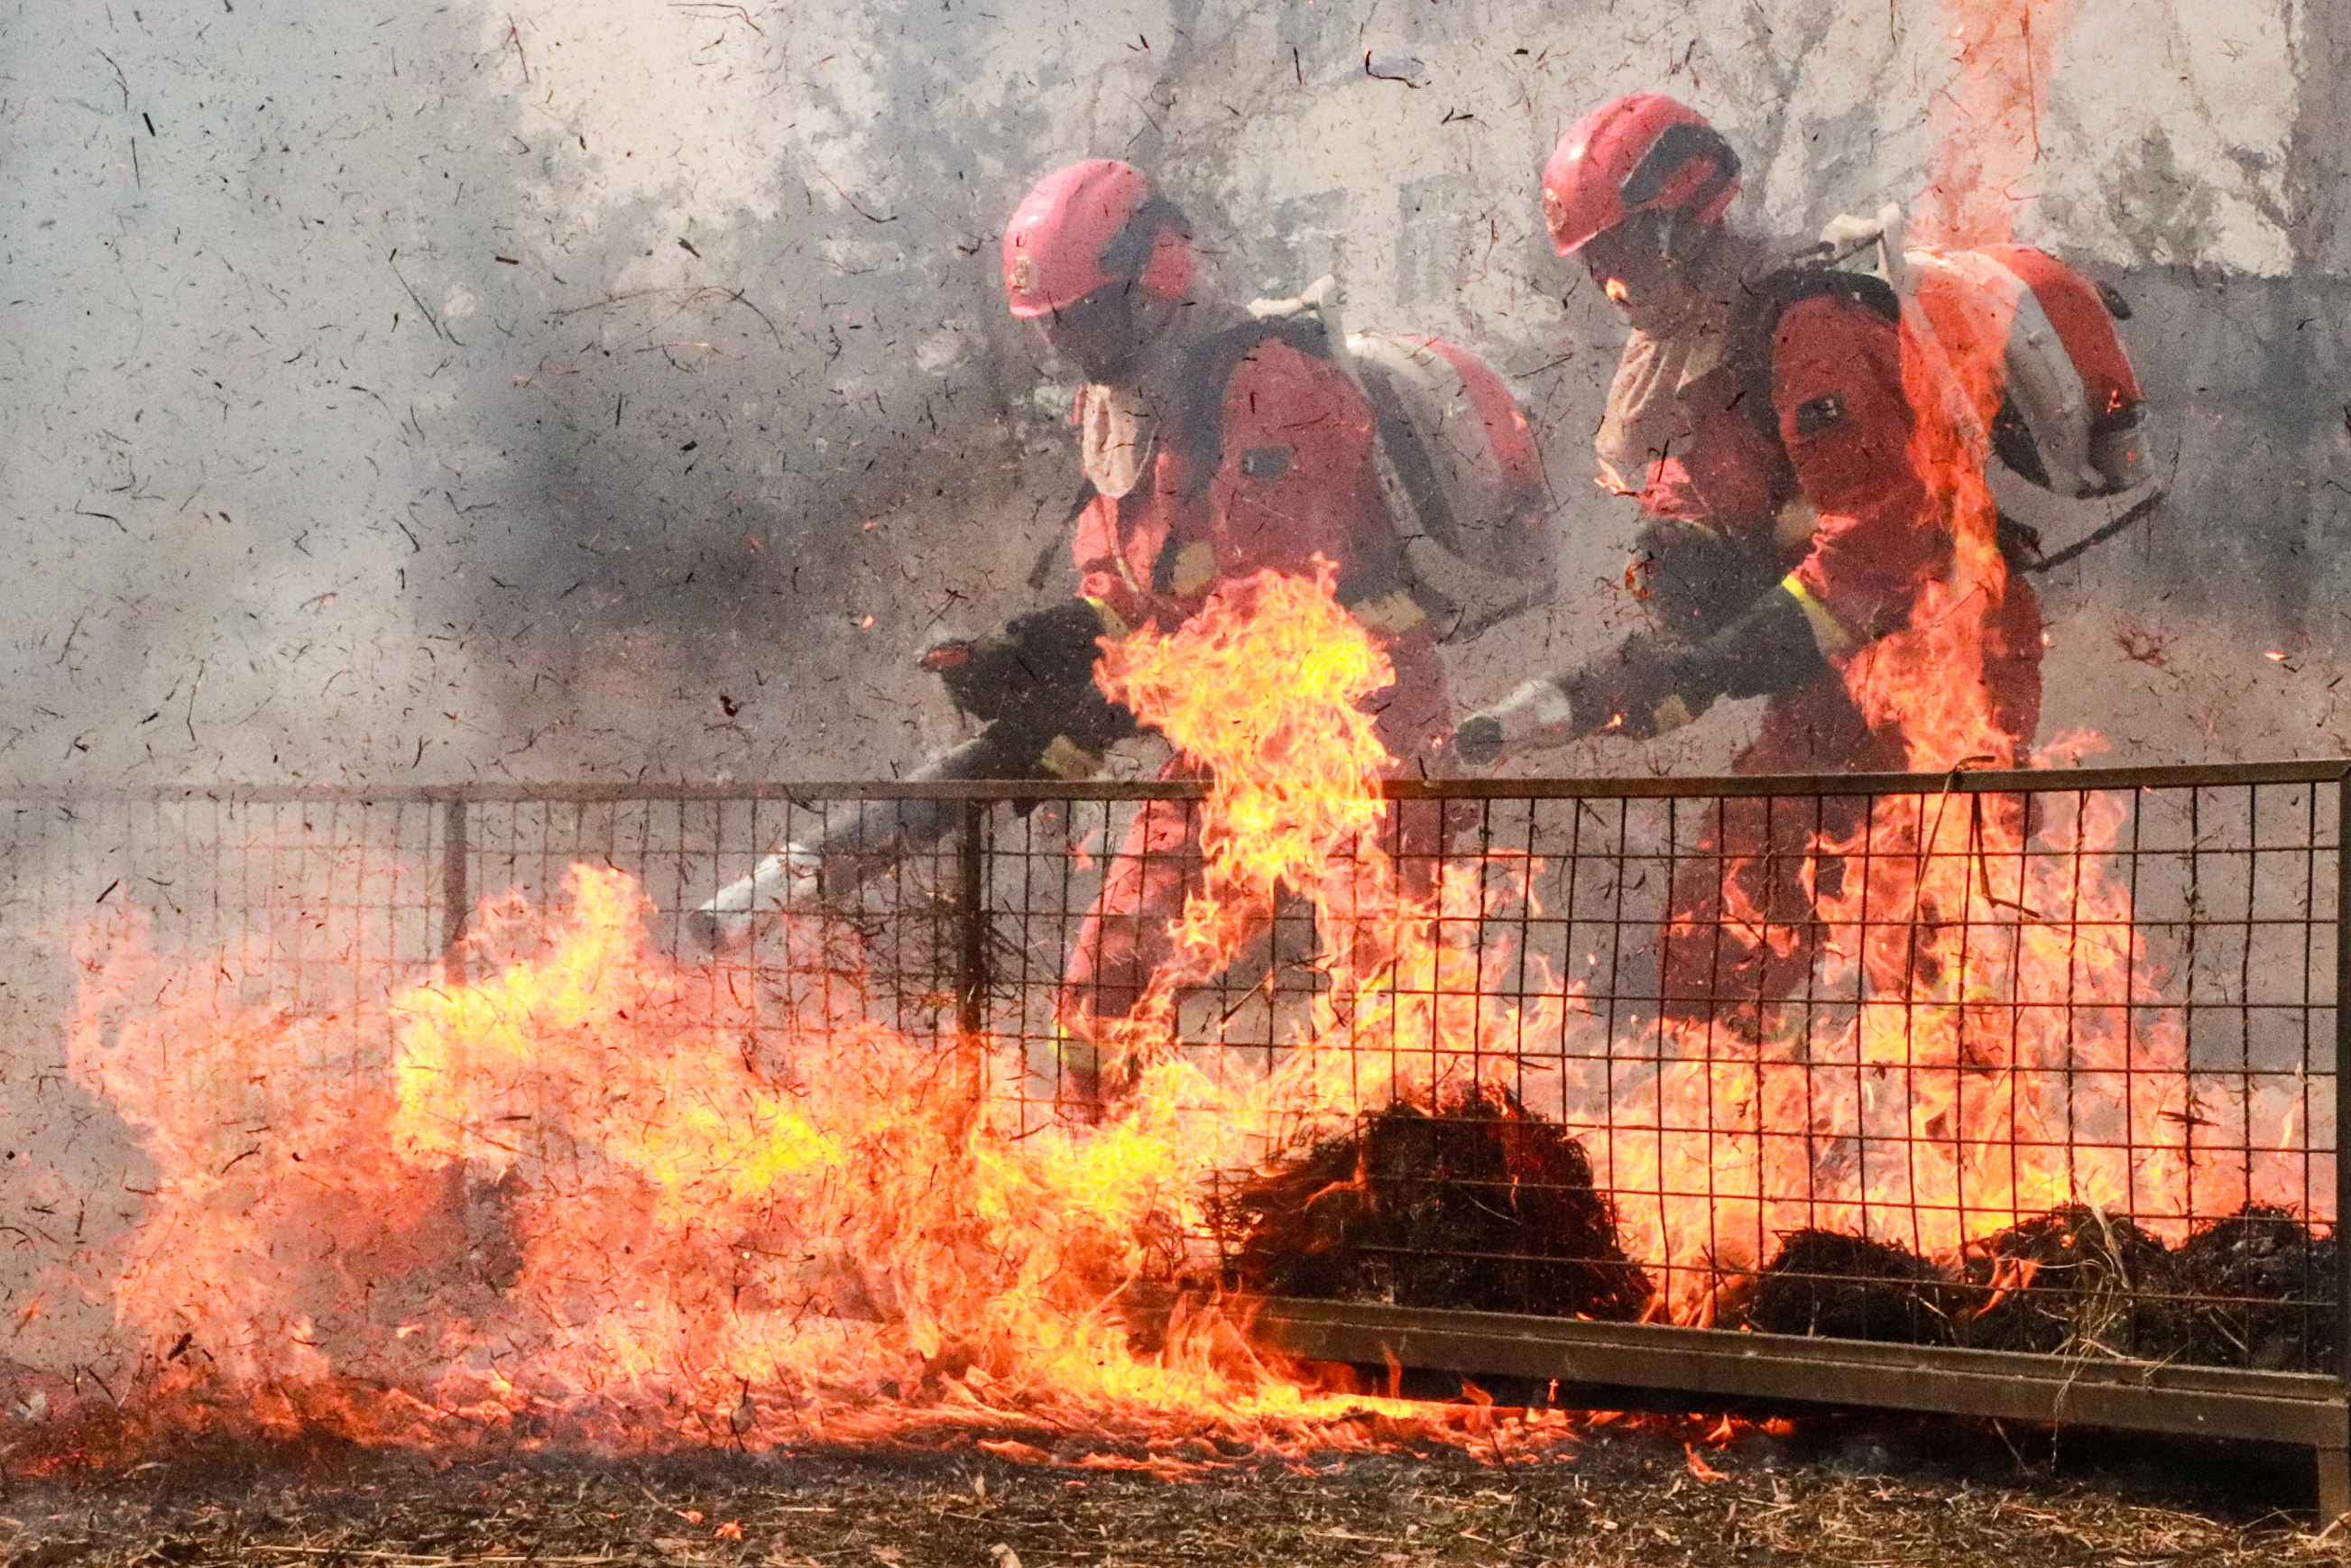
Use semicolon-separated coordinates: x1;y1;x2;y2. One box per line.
1750;1203;2341;1372
1738;1230;1963;1346
1215;1093;2338;1372
1212;1085;1651;1321
0;1421;2335;1568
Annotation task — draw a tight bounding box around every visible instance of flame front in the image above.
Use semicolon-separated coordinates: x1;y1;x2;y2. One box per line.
31;554;2331;1462
44;567;1570;1463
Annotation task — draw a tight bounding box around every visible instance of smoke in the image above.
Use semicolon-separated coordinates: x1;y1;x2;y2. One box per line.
0;0;2341;796
0;1;1179;787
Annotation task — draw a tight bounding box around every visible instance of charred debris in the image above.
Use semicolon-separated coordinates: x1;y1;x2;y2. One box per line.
1215;1093;2339;1372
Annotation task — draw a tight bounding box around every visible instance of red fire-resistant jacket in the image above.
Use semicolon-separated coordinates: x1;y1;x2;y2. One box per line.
1068;318;1451;759
1053;316;1454;1037
1608;276;2042;761
1636;292;1932;643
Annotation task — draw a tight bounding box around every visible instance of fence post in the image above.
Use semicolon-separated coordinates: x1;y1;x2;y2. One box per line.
955;797;988;1041
442;796;470;986
2327;768;2351;1523
943;796;992;1138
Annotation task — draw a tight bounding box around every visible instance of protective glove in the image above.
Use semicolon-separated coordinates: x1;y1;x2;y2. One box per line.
1452;632;1706;764
1626;518;1785;643
1452;585;1830;764
919;598;1108;724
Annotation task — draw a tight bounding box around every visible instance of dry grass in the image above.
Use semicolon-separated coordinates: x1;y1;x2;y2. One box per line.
0;1412;2339;1567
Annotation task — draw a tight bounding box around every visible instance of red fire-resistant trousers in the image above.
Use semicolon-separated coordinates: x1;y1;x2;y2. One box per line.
1655;577;2043;1028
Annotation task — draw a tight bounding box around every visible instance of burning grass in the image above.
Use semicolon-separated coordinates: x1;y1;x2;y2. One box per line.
7;564;2337;1481
1727;1204;2340;1371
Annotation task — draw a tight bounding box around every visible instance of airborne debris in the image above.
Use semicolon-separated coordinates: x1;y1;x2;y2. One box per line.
1364;52;1427;85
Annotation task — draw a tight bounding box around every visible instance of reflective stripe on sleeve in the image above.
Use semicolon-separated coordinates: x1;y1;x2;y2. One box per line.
1039;734;1105;780
1083;596;1132;641
1346;588;1430;635
1779;574;1858;655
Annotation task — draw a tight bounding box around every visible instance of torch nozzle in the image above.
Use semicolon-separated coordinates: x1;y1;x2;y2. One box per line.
687;844;822;950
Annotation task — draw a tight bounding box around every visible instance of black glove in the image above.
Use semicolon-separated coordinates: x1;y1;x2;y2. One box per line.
920;598;1111;724
1451;586;1830;764
1451;633;1692;764
919;598;1139;778
1627;519;1786;643
1559;630;1700;740
1677;581;1832;702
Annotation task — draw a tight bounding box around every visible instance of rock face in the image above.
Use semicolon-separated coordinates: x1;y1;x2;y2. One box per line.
1;0;2342;789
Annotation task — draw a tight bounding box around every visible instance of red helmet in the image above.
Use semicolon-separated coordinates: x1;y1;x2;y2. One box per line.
1001;160;1195;318
1541;94;1741;257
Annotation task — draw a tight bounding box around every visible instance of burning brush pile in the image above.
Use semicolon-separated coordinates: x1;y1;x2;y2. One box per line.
1740;1205;2337;1370
1210;1103;2336;1371
1212;1085;1650;1322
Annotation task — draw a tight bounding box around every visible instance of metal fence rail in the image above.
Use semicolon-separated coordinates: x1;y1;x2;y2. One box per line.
0;761;2343;1497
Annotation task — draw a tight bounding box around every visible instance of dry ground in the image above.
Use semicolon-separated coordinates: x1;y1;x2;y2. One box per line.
0;1413;2344;1568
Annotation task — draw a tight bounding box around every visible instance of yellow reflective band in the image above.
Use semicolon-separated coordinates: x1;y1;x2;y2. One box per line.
1780;574;1858;655
1082;596;1130;641
1348;588;1429;635
1038;733;1104;780
1168;540;1217;597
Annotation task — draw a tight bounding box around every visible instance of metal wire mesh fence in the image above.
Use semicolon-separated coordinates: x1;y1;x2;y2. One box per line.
0;762;2339;1380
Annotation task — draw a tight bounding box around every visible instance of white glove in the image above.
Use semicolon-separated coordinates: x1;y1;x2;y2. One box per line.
1452;677;1582;765
687;844;820;950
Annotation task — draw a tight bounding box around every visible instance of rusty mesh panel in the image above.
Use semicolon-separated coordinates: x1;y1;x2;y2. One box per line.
0;767;2336;1372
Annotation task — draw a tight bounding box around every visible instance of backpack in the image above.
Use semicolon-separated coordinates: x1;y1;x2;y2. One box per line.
1817;206;2164;570
1249;278;1558;641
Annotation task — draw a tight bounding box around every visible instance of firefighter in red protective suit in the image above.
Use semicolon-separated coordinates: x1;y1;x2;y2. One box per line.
1452;95;2145;1026
993;160;1458;1097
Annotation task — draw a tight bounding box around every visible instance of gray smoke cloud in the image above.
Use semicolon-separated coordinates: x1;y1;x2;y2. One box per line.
1;0;2345;791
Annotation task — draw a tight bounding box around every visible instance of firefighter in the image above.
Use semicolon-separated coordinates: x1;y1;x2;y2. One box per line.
1459;93;2052;770
1451;94;2065;1025
998;159;1455;1100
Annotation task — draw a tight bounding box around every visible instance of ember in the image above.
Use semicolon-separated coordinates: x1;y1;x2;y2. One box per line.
1961;1204;2183;1359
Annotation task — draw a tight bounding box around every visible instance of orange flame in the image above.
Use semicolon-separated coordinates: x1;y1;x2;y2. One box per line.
1913;0;2070;251
27;549;2324;1461
1099;563;1393;922
15;21;2322;1445
39;567;1587;1465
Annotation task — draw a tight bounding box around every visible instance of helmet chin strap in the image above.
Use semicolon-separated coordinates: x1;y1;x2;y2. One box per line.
1134;226;1195;303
